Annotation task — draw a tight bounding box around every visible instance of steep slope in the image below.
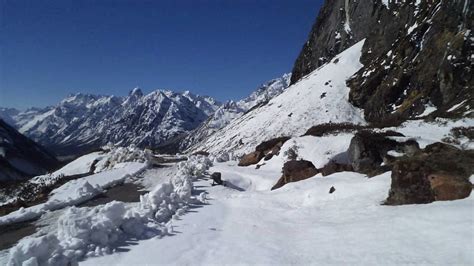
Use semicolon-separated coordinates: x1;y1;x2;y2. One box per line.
192;41;366;156
7;89;220;156
348;0;473;123
180;74;291;151
290;0;386;84
291;0;472;123
0;119;59;182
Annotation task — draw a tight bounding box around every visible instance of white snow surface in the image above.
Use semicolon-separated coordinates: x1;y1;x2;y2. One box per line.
388;117;474;149
82;163;473;266
192;40;366;156
53;152;103;176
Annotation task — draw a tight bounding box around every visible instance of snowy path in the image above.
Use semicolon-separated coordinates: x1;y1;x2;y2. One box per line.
84;163;474;265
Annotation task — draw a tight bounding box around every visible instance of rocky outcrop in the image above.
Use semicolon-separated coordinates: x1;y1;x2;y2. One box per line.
292;0;472;124
238;137;290;166
386;142;473;205
272;160;319;190
348;0;473;123
290;0;386;84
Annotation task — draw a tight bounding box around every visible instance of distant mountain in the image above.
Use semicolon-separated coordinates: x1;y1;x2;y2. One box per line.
179;74;291;151
4;89;221;156
0;108;20;127
0;119;59;182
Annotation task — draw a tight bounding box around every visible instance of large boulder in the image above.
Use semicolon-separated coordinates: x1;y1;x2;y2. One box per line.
347;131;403;175
386;142;473;205
272;160;319;190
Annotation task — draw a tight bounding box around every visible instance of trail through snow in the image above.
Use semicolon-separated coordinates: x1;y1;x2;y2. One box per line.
83;162;473;265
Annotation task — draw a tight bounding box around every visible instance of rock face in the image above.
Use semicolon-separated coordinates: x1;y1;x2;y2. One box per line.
348;0;473;123
0;119;59;182
272;160;319;190
386;142;473;205
290;0;385;84
292;0;472;124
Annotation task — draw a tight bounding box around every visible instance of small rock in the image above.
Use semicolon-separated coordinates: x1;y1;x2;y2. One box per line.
329;186;336;194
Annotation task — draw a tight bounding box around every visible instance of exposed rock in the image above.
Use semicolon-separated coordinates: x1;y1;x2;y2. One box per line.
347;131;400;175
192;151;210;156
386;159;436;205
428;173;472;201
255;137;290;153
304;123;367;137
291;0;472;124
329;186;336;194
348;1;473;123
211;172;223;186
271;160;319;190
290;0;386;84
386;142;474;205
239;137;290;167
320;161;353;176
238;151;263;167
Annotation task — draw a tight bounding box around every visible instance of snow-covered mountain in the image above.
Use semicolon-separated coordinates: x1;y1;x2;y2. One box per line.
5;89;221;156
180;74;291;151
0;119;59;182
191;43;365;156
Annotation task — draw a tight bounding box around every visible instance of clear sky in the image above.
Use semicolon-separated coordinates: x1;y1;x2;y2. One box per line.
1;0;323;109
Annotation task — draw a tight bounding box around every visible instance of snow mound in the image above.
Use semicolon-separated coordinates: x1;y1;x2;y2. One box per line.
7;155;212;266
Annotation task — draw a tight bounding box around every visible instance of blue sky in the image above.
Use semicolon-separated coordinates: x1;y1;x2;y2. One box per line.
1;0;323;109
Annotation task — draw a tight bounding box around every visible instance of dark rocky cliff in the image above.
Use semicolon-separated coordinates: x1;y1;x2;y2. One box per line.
0;119;60;182
348;0;473;123
291;0;472;124
290;0;387;85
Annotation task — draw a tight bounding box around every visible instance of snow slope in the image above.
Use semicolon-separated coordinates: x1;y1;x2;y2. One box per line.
192;40;366;156
180;73;291;151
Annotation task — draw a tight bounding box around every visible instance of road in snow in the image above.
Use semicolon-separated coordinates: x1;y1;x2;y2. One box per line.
83;162;473;265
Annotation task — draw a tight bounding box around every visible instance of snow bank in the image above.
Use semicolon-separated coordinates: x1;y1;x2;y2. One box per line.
7;155;212;266
0;162;146;226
